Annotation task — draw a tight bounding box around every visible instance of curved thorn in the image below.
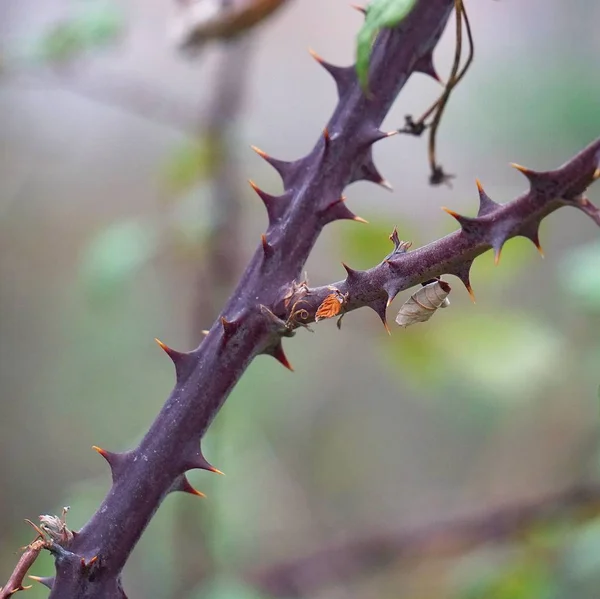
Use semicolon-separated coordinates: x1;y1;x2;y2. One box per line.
171;475;206;498
267;342;294;371
413;53;441;82
185;449;225;475
154;338;194;380
220;316;240;339
261;233;274;258
28;576;54;590
250;145;295;184
475;179;500;216
350;3;366;14
494;247;502;266
341;262;362;283
248;179;286;224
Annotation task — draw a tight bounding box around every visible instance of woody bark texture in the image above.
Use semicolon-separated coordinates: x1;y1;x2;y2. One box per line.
42;2;456;597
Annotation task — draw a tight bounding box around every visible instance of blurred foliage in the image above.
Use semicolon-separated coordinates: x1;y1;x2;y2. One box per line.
383;310;563;403
188;576;268;599
472;55;600;151
559;239;600;312
30;0;123;63
356;0;417;91
79;218;160;303
453;550;554;599
162;137;222;195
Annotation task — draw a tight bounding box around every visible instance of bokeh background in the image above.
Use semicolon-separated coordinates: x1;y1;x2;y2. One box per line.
2;1;600;597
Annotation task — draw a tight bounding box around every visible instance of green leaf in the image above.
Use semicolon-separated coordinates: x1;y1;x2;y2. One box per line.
355;0;417;91
79;218;160;302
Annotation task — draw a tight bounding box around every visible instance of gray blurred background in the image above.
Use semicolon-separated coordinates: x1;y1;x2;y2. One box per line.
2;1;600;597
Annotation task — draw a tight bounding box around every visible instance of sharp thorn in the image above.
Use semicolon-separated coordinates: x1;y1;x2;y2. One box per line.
475;178;500;216
202;329;210;336
250;145;268;159
350;3;366;14
261;233;274;257
220;316;240;339
353;215;369;224
28;576;54;590
267;342;294;371
171;475;206;498
465;283;476;303
185;449;225;475
494;247;502;265
154;338;195;380
441;206;460;219
342;262;362;282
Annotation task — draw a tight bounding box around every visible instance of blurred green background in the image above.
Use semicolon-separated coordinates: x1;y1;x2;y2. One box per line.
2;1;600;597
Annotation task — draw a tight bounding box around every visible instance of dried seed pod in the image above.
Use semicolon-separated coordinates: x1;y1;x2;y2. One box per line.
395;280;451;328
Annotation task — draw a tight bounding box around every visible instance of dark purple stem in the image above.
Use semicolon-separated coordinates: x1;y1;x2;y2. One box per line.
280;139;600;330
43;2;455;597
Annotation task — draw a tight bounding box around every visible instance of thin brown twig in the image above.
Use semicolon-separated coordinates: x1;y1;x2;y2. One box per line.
399;0;475;184
250;483;600;598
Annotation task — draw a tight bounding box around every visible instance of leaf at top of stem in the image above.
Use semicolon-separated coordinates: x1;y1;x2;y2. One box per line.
355;0;418;92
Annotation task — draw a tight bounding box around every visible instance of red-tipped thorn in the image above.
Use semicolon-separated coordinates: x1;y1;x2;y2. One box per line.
509;162;546;187
414;53;441;83
494;247;502;265
367;298;391;335
29;576;54;590
441;206;460;219
261;233;274;257
250;145;268;160
81;555;99;569
323;127;331;143
509;162;534;176
350;3;366;14
92;445;109;459
186;450;225;475
220;316;240;339
308;47;324;64
173;475;206;498
465;283;476;303
475;179;500;216
154;337;176;358
269;342;294;371
154;338;194;379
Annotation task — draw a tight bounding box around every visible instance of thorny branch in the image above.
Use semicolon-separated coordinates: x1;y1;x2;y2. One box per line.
251;483;600;598
280;138;600;332
3;0;598;596
32;2;458;597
